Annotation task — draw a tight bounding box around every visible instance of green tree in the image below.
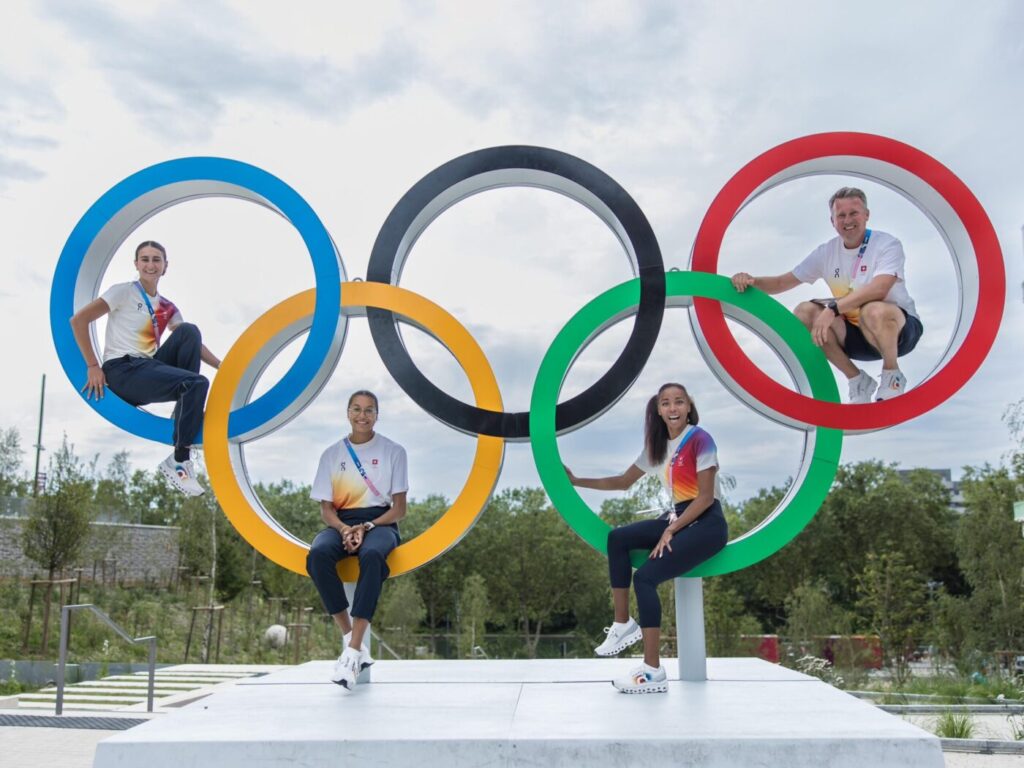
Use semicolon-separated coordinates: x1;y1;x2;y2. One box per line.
475;488;607;657
856;550;927;683
0;426;27;498
783;581;852;645
22;436;95;578
457;573;490;658
92;450;132;521
956;465;1024;653
376;577;426;656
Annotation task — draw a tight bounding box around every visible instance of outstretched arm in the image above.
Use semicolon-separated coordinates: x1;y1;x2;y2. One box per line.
731;271;801;295
200;344;221;369
565;463;645;492
69;298;111;400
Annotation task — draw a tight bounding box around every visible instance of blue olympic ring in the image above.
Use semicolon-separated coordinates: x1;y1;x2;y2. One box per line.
50;157;345;444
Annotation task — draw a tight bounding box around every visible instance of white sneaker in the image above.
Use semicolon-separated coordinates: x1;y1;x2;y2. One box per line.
331;646;361;690
847;369;878;404
344;631;374;670
158;453;204;497
595;618;642;656
876;369;907;401
612;664;668;694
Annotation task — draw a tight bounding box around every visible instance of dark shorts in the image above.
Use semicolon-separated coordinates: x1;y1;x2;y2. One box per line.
842;308;923;361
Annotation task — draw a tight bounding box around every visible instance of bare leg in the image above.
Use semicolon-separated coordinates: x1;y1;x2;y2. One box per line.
858;301;905;370
349;617;370;650
794;302;859;378
332;611;352;635
642;627;661;668
612;588;630;624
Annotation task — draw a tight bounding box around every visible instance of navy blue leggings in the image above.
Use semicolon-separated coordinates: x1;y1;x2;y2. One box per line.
306;506;400;620
103;323;208;462
608;500;728;628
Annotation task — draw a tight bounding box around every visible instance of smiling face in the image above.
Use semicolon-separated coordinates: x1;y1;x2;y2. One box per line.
830;196;870;249
347;393;378;440
657;385;690;437
134;245;167;285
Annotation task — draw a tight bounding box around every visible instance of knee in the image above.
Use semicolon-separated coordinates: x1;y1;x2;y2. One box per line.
859;301;898;329
359;547;388;571
607;527;627;552
175;322;201;342
793;301;819;328
306;540;334;573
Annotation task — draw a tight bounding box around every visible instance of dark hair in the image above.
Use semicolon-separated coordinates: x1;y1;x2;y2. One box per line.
135;241;167;258
644;383;698;465
347;390;379;411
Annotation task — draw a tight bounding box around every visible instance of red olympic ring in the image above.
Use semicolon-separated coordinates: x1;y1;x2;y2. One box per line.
690;132;1005;430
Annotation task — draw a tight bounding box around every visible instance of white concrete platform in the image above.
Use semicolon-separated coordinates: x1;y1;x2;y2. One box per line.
93;658;943;767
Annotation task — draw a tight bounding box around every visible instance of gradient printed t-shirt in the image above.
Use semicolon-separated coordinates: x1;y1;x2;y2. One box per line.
99;282;182;362
791;230;918;326
310;433;409;511
633;425;718;504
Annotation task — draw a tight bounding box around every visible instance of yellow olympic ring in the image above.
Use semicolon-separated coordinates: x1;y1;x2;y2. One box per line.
205;282;505;579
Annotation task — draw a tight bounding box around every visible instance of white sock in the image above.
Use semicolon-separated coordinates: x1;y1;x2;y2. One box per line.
644;663;661;674
612;618;633;629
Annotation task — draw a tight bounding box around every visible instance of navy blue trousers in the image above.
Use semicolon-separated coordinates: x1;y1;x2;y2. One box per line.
608;499;728;628
103;323;208;462
306;506;400;620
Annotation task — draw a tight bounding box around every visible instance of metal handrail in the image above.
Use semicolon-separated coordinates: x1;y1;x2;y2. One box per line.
56;603;157;715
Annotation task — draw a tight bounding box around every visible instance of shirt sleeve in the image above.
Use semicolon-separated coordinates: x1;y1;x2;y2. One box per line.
693;430;719;472
99;282;130;313
310;447;334;504
389;444;409;495
791;243;827;284
633;446;654;474
870;236;906;280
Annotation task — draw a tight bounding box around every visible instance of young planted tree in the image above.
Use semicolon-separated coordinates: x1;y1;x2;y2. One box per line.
856;550;927;684
21;436;95;651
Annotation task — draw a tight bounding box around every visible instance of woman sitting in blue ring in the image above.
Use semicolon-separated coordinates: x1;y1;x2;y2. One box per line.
70;240;220;497
307;390;408;691
565;382;728;694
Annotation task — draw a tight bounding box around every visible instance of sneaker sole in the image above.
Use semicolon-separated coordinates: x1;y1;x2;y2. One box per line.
594;626;643;657
613;681;668;694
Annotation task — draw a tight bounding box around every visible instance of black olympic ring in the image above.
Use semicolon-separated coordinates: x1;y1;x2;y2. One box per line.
366;145;666;440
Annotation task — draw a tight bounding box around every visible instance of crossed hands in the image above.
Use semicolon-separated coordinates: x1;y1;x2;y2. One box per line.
342;525;364;554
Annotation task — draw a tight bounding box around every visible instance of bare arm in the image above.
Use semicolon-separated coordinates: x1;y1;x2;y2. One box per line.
565;463;645;492
200;344;221;369
320;500;353;535
69;298;111;399
833;274;897;313
369;492;407;526
731;271;801;295
811;274;898;346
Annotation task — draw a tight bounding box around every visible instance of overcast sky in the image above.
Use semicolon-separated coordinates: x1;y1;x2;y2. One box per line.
1;1;1021;518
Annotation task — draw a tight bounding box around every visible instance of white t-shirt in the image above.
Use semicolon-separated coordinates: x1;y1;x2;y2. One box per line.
310;432;409;510
99;282;183;362
791;230;919;325
633;425;719;504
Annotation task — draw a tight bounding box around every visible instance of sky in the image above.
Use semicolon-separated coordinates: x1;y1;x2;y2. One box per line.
1;0;1022;519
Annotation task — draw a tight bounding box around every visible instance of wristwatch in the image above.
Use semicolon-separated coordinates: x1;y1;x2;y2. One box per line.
826;299;840;315
363;521;376;532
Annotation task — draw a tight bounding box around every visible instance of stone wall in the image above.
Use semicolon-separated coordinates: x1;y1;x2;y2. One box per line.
0;516;180;584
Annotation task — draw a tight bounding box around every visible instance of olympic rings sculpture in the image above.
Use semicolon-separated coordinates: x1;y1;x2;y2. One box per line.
51;134;1005;579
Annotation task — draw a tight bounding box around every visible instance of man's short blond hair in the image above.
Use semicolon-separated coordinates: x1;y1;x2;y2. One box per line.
829;186;868;213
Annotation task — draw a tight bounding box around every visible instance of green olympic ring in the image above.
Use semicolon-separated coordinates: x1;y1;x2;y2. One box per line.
530;271;843;575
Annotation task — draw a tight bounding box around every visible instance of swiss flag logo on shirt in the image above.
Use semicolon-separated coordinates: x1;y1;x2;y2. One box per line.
372;459;379;465
860;265;868;272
